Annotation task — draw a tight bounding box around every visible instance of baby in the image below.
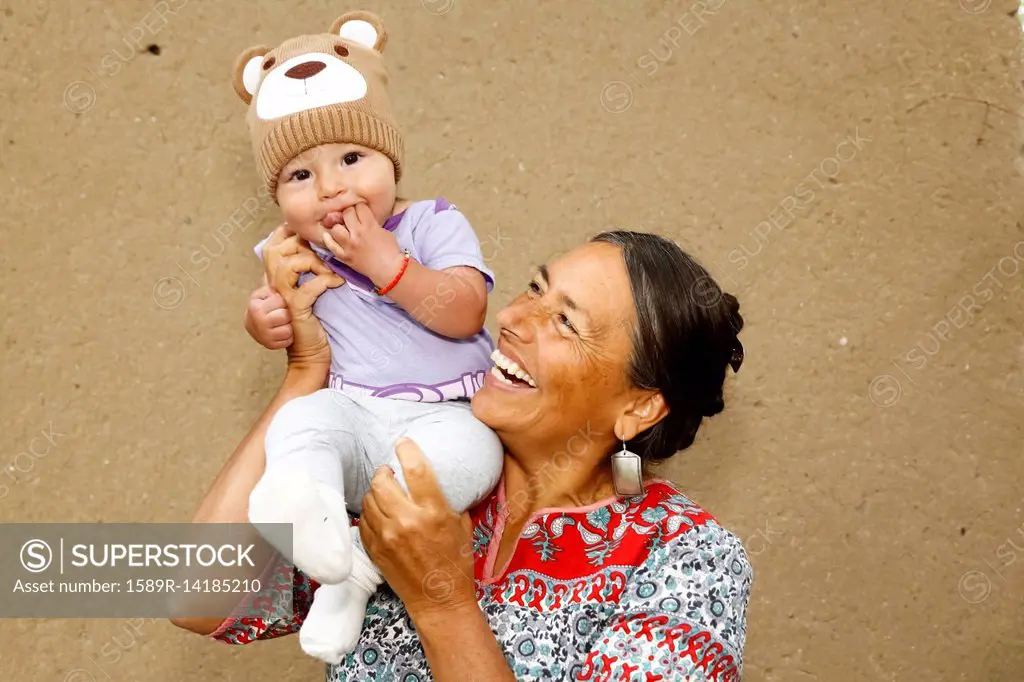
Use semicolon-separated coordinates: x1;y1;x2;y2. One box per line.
230;11;505;663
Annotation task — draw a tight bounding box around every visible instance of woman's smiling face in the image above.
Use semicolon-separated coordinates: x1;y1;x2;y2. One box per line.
472;241;638;453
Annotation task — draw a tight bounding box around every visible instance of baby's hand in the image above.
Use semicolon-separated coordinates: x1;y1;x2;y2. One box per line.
244;283;293;350
322;202;404;286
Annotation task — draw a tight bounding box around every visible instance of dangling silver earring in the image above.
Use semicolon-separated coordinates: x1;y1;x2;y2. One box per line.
611;439;645;497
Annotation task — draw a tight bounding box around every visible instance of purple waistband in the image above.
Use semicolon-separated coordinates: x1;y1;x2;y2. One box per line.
328;369;485;403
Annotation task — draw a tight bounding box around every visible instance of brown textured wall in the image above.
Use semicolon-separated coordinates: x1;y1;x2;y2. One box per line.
1;0;1022;680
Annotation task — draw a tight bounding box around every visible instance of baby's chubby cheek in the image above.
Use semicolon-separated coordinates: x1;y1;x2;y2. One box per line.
368;202;393;229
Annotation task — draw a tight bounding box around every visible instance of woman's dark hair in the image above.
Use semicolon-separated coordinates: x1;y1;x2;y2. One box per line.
592;230;744;463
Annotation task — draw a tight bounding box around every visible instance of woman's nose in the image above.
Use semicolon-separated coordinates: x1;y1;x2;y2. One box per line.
496;296;538;342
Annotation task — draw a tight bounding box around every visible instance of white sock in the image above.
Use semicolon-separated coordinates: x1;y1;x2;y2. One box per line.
299;547;383;663
248;468;353;584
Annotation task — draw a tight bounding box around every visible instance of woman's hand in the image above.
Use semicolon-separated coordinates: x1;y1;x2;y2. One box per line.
359;440;478;621
260;225;345;374
360;443;519;682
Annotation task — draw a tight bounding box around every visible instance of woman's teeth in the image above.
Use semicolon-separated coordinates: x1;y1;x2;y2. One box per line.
490;349;537;387
490;366;518;387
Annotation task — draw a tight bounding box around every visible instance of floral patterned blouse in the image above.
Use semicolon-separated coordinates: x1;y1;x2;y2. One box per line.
211;477;753;681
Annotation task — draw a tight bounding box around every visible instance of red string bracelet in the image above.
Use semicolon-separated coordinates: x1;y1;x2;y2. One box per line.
375;250;411;296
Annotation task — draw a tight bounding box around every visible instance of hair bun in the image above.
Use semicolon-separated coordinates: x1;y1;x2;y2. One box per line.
729;339;744;373
721;293;744;373
701;392;725;418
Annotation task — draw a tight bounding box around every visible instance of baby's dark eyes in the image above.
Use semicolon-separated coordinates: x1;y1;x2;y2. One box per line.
286;151;359;181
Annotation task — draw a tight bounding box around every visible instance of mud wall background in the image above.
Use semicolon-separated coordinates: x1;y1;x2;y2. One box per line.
1;0;1022;680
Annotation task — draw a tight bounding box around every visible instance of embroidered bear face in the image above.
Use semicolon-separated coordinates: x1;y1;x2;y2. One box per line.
232;11;389;121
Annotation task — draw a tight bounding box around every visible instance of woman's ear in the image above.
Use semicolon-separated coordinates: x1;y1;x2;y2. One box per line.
635;392;668;430
615;392;668;441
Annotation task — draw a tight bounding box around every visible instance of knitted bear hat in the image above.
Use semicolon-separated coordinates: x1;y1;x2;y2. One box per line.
231;10;404;199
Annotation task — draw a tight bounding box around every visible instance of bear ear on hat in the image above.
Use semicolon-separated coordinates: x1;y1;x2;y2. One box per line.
330;10;387;52
232;45;270;104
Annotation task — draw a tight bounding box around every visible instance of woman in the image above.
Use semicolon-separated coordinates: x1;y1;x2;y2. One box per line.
172;228;752;681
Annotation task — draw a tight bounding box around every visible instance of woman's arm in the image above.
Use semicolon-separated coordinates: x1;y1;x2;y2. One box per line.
414;605;517;682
